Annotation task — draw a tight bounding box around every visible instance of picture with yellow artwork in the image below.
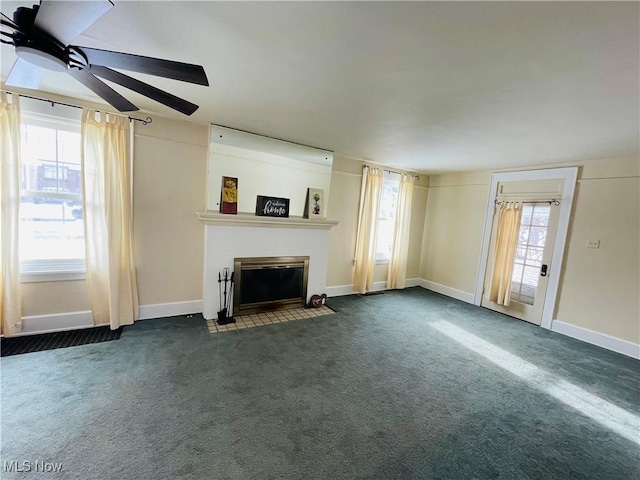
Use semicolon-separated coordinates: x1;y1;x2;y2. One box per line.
220;176;238;214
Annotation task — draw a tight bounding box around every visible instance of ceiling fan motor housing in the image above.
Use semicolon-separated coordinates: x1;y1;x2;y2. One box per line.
13;5;39;29
11;4;72;72
14;38;69;72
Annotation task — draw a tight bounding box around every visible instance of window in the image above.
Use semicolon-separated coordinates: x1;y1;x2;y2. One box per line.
19;99;85;279
376;172;400;262
510;203;551;305
43;164;68;180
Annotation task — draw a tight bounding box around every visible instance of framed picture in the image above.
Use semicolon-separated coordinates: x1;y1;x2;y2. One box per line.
255;195;290;217
303;188;325;219
220;176;238;214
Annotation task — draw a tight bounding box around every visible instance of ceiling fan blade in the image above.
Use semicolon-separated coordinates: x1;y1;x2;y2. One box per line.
34;0;113;46
89;65;199;116
5;58;45;88
76;46;209;86
68;68;138;112
1;11;19;30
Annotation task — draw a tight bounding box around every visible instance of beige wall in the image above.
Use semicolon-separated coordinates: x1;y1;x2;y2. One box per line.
326;157;362;287
420;171;491;294
132;118;208;305
21;116;209;316
17;97;638;347
554;159;639;342
420;157;640;344
22;123;430;316
22;280;89;317
326;156;428;288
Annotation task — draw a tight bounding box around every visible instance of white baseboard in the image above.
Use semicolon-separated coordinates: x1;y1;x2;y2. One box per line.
138;300;203;320
405;278;421;288
371;280;388;292
418;279;475;304
325;284;358;297
325;282;385;297
17;311;95;336
551;320;640;359
326;278;421;297
13;300;203;337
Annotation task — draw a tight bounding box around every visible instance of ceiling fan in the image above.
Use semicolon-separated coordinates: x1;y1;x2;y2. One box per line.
0;0;208;115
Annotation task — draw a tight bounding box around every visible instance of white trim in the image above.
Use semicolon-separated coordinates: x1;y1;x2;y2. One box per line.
325;284;359;297
326;278;420;297
21;271;86;283
138;300;203;320
551;320;640;359
369;280;388;292
8;300;204;337
474;167;579;331
17;311;95;336
419;279;475;304
20;258;86;278
195;211;339;229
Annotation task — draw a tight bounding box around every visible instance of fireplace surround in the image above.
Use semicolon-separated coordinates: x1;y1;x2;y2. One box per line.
196;212;338;320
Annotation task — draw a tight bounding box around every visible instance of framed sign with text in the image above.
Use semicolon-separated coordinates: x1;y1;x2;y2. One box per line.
255;196;290;218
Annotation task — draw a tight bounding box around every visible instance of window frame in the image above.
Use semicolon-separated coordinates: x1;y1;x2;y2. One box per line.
18;104;86;282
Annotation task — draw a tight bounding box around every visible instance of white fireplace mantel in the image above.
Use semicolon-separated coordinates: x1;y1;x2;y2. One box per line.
197;211;339;320
196;211;339;229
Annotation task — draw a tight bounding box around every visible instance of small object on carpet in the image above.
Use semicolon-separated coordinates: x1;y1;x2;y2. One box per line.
306;293;328;308
1;326;123;357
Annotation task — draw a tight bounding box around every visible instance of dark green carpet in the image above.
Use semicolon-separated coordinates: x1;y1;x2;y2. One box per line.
1;288;638;479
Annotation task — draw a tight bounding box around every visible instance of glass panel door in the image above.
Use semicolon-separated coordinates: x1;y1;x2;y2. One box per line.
510;203;551;305
482;198;560;326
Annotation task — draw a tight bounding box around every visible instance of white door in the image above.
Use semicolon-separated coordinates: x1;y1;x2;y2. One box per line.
481;198;561;325
475;169;578;330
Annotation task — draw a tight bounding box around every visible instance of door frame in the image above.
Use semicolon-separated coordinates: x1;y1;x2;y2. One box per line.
473;167;578;330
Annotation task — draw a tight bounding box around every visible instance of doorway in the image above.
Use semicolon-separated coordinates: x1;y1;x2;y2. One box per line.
474;168;578;329
481;200;560;325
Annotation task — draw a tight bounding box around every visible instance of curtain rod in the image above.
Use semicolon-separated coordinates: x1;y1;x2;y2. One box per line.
364;164;420;181
6;92;153;125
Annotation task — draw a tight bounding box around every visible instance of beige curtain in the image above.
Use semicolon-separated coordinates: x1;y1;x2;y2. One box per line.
488;201;522;306
353;166;383;293
388;174;415;289
0;92;22;336
82;110;138;329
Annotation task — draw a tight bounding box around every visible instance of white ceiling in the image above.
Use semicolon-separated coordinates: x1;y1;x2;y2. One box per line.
1;1;638;173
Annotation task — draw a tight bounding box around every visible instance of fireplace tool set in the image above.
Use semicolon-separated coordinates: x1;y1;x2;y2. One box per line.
217;267;236;325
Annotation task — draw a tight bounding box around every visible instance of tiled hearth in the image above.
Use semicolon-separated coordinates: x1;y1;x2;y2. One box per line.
206;305;335;334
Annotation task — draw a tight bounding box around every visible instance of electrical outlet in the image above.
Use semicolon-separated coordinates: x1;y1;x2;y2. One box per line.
586;240;600;249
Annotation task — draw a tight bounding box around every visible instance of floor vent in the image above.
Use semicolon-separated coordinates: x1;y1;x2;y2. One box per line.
1;326;123;357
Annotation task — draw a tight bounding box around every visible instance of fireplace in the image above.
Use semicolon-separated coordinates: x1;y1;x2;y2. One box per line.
233;256;309;315
196;212;338;320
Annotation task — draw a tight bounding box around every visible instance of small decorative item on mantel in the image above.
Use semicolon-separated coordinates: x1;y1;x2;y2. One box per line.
303;188;325;219
255;195;290;218
220;176;238;214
